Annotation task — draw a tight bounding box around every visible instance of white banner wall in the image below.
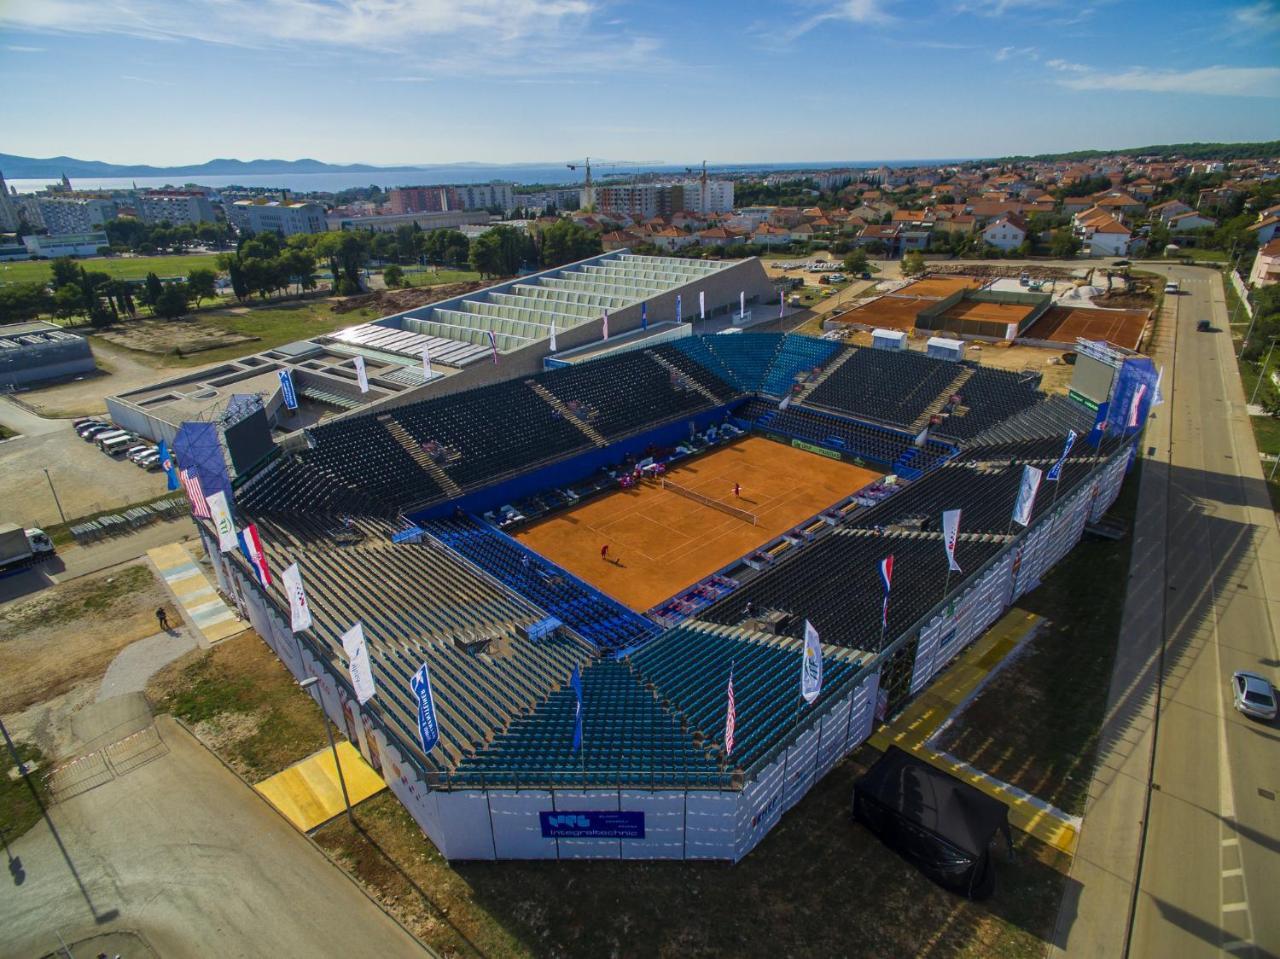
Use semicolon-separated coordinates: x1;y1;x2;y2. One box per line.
684;791;738;860
489;791;557;859
620;791;686;860
780;723;821;815
553;791;623;860
735;757;787;860
911;617;943;693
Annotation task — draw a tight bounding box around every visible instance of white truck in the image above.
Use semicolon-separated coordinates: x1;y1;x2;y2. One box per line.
0;523;56;572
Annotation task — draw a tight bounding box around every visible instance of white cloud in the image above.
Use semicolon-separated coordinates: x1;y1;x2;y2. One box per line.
995;45;1038;61
0;1;656;74
5;44;45;52
120;74;175;87
1052;63;1280;97
784;0;895;40
1226;1;1280;36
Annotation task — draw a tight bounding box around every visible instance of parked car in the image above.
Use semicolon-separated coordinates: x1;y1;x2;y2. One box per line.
1164;281;1179;294
1232;671;1277;721
137;451;161;469
78;423;111;439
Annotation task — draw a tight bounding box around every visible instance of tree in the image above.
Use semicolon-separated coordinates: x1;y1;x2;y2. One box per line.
1050;230;1082;258
901;250;926;276
50;257;81;291
469;225;529;277
186;268;217;307
315;231;370;294
154;283;190;320
0;282;54;324
141;271;165;308
383;264;405;288
537;219;602;267
843;249;870;275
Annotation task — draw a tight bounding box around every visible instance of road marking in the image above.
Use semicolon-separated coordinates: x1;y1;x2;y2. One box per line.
1222;867;1244;878
1222;902;1249;913
1221;837;1239;847
1225;941;1252;952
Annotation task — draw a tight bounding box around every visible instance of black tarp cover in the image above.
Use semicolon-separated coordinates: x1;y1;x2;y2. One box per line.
853;746;1010;898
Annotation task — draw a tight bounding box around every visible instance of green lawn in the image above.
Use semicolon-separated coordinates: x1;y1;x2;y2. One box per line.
398;267;481;288
0;741;50;841
1225;272;1280;510
0;253;223;286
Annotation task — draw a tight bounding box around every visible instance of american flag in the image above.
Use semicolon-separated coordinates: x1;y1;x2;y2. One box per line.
879;555;895;629
724;665;736;756
181;469;210;518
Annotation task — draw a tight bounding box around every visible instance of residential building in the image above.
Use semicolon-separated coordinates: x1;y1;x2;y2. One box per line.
325;209;490;234
1149;199;1193;223
1073;208;1131;257
1166;211;1217;233
584;180;734;218
1248;238;1280;287
228;199;327;236
649;226;696;251
35;196;117;234
0;171;18;232
982;215;1028;251
23;232;110;258
512;188;580;214
1247;206;1280;245
137;190;218;226
387;181;514;215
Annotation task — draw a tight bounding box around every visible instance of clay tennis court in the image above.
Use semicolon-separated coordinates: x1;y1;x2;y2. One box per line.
1024;305;1149;351
839;295;928;331
514;436;881;612
895;276;985;299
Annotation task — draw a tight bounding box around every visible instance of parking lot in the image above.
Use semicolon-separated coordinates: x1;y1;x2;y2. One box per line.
0;399;170;528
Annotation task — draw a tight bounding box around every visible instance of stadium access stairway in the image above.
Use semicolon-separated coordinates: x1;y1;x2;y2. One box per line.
425;515;662;654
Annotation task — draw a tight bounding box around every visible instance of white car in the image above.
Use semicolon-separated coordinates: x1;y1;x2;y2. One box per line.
1231;671;1277;721
1163;281;1178;294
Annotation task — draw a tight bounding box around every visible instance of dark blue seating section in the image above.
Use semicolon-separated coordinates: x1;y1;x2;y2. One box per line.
806;347;960;428
687;333;785;392
740;398;955;474
932;367;1044;440
237;454;390;515
453;659;722;787
395;378;591;489
425;515;661;653
759;335;842;397
631;625;860;770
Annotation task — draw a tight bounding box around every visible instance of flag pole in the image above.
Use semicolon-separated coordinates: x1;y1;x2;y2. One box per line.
942;567;952;604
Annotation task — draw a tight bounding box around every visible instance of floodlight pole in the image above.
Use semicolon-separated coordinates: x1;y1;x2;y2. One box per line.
297;672;354;827
43;469;66;525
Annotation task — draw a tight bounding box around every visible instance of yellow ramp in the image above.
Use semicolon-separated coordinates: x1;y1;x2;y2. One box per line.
255;742;387;831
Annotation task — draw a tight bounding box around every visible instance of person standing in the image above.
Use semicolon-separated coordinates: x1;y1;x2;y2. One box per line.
600;544;609;562
155;607;170;631
734;482;741;498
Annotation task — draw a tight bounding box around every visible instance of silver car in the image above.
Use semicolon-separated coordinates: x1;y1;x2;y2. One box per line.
1232;671;1277;721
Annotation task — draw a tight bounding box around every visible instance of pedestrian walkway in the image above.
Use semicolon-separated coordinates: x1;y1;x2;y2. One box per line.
869;608;1082;855
146;542;245;645
255;742;388;831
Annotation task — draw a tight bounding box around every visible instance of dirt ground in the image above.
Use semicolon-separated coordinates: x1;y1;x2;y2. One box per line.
332;281;487;315
16;338;184;418
0;561;172;716
515;436;880;611
97;316;258;356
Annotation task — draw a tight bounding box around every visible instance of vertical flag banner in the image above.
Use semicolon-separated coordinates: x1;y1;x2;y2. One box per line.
676;293;682;324
487;329;499;364
1012;464;1043;527
237;522;272;587
1086;401;1110;447
739;290;745;318
1153;365;1165;406
422;347;432;381
1127;383;1147;428
353;355;369;394
602;309;609;341
277;368;299;410
879;555;895;629
206;490;238;552
640;302;647;331
801;620;823;704
1047;430;1078;482
549;320;557;352
281;562;313;632
724;666;736;755
411;663;440;754
158;439;180;491
942;509;962;573
570;665;583;752
779;290;785;319
342;622;377;705
914;424;930;448
698;290;706;320
180;469;210;518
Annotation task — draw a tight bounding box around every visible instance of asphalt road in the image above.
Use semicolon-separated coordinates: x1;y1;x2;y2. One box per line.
1128;265;1280;957
2;714;429;959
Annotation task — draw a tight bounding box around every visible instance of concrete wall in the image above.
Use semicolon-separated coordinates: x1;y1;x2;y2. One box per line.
0;337;95;387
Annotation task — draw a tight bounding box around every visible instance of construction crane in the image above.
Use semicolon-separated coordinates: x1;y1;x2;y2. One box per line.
566;158;660;211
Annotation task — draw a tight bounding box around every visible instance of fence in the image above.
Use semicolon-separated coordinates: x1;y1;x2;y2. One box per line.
1230;270;1254;318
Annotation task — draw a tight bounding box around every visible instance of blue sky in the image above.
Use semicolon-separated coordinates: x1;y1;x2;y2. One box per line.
1;0;1278;166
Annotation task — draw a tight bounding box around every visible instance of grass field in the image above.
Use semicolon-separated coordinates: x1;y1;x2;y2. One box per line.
934;466;1140;816
0;741;50;841
399;267;482;288
1224;272;1280;511
0;252;222;286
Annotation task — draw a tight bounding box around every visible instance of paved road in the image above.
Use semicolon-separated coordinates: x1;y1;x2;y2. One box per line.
0;397;67;437
2;715;429;959
1125;266;1280;956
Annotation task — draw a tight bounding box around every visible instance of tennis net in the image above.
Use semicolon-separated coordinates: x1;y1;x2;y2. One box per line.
660;478;758;525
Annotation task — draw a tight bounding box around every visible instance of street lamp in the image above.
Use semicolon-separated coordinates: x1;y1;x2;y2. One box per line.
43;468;66;525
297;675;355;826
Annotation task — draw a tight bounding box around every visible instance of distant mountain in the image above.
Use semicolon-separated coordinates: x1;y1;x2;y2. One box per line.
0;153;431;179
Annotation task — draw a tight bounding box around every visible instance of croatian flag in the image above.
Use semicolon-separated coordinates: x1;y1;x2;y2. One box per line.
724;665;736;756
570;664;583;752
180;468;210;519
158;439;179;491
879;555;894;629
640;302;648;331
1046;430;1078;482
602;309;609;341
487;329;499;364
1127;383;1147;429
237;522;272;588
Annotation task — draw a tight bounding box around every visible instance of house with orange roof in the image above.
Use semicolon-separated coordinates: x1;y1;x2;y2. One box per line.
1150;199;1193;223
982;214;1028;251
1248;237;1280;287
752;223;794;247
650;225;696;252
1073;207;1131;257
1167;211;1217;233
697;225;743;248
1247;206;1280;245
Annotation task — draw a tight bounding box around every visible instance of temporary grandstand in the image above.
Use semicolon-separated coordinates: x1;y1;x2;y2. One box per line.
194;329;1148;861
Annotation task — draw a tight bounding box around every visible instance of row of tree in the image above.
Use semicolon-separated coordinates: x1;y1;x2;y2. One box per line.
103;218;234;254
0;258;218;326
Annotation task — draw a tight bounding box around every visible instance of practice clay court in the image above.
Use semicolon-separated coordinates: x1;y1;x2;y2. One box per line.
515;436;880;611
1025;305;1148;351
